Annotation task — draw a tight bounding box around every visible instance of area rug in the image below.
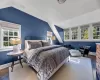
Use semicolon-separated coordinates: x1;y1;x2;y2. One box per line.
9;57;94;80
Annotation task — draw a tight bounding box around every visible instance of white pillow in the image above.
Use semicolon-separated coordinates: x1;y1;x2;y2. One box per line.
69;49;81;57
24;49;35;59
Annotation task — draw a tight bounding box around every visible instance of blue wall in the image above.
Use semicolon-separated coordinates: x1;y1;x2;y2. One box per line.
0;7;61;65
64;41;99;52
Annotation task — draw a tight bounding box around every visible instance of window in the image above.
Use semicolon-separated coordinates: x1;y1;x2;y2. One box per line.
81;25;89;39
93;23;100;39
71;27;78;39
0;20;21;51
64;29;69;40
64;22;100;41
2;29;19;47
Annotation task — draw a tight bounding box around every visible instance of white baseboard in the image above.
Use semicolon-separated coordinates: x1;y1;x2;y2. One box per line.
0;61;19;70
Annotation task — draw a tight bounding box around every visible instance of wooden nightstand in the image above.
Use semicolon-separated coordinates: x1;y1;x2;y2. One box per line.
7;50;24;72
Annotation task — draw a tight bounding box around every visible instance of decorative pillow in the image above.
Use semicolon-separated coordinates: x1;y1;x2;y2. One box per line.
41;41;50;47
24;49;35;59
28;41;42;49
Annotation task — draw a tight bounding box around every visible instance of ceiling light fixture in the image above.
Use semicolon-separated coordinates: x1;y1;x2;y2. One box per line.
57;0;66;4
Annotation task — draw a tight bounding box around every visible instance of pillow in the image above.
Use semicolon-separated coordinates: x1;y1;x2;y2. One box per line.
28;41;42;49
41;41;50;47
69;49;81;57
24;49;35;59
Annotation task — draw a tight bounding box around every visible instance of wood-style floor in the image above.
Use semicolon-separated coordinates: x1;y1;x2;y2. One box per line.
0;68;8;77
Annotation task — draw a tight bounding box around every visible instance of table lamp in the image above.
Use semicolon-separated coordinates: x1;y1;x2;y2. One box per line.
52;36;56;40
10;38;21;52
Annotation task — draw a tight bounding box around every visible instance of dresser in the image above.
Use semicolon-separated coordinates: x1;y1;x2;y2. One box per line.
96;43;100;80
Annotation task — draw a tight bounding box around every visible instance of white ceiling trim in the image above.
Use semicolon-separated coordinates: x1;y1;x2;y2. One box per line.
48;22;63;43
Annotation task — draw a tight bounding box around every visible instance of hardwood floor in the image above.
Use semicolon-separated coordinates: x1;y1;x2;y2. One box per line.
0;68;9;77
0;68;9;80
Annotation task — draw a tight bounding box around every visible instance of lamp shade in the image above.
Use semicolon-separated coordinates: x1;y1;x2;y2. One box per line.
52;36;56;40
10;38;21;45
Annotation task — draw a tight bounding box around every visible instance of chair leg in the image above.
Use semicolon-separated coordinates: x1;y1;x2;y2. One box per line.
83;54;85;57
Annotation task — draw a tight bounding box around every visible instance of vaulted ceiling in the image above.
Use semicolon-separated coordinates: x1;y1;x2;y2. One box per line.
0;0;100;29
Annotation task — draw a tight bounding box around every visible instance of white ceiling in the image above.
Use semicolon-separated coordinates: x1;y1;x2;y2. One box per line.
0;0;100;29
58;9;100;29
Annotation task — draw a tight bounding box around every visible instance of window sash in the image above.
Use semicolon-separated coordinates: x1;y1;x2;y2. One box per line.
0;21;21;51
1;28;19;48
93;24;100;39
64;22;100;41
64;29;69;40
71;28;78;39
81;25;89;39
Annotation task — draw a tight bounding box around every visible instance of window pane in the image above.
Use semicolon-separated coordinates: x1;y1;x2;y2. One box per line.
3;42;8;47
9;31;13;36
64;29;69;40
2;27;20;48
3;37;8;41
9;37;13;41
9;42;13;46
71;27;78;39
93;23;100;39
81;25;89;39
14;32;18;36
3;31;8;36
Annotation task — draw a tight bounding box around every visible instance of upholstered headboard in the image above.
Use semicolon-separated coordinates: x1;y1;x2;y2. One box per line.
25;40;47;50
25;36;46;40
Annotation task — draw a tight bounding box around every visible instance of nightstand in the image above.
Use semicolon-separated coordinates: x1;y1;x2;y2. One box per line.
7;50;24;72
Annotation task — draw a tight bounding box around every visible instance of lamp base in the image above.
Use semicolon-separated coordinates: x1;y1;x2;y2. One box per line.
13;45;20;53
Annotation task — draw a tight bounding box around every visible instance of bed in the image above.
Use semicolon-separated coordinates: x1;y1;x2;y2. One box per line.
24;40;70;80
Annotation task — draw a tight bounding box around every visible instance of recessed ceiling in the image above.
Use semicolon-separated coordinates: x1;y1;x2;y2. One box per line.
0;0;100;29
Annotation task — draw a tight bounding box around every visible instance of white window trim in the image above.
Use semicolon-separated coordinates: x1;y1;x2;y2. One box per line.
64;22;100;42
0;22;21;52
64;29;70;41
71;27;78;40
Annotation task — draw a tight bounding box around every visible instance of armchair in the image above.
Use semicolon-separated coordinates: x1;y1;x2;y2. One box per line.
79;46;91;57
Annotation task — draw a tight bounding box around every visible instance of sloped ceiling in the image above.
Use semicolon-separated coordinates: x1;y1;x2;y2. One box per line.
0;0;100;29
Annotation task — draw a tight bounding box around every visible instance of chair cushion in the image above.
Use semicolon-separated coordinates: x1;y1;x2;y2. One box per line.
69;49;81;57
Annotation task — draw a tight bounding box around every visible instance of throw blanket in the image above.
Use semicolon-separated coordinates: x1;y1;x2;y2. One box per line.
26;45;69;80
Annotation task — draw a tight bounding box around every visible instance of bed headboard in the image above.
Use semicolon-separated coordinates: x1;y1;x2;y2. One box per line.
25;40;47;50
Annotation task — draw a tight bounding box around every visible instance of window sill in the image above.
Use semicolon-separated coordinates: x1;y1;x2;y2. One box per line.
64;39;100;42
0;48;13;52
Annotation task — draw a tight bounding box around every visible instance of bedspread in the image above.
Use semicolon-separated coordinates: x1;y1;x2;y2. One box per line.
26;45;70;80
